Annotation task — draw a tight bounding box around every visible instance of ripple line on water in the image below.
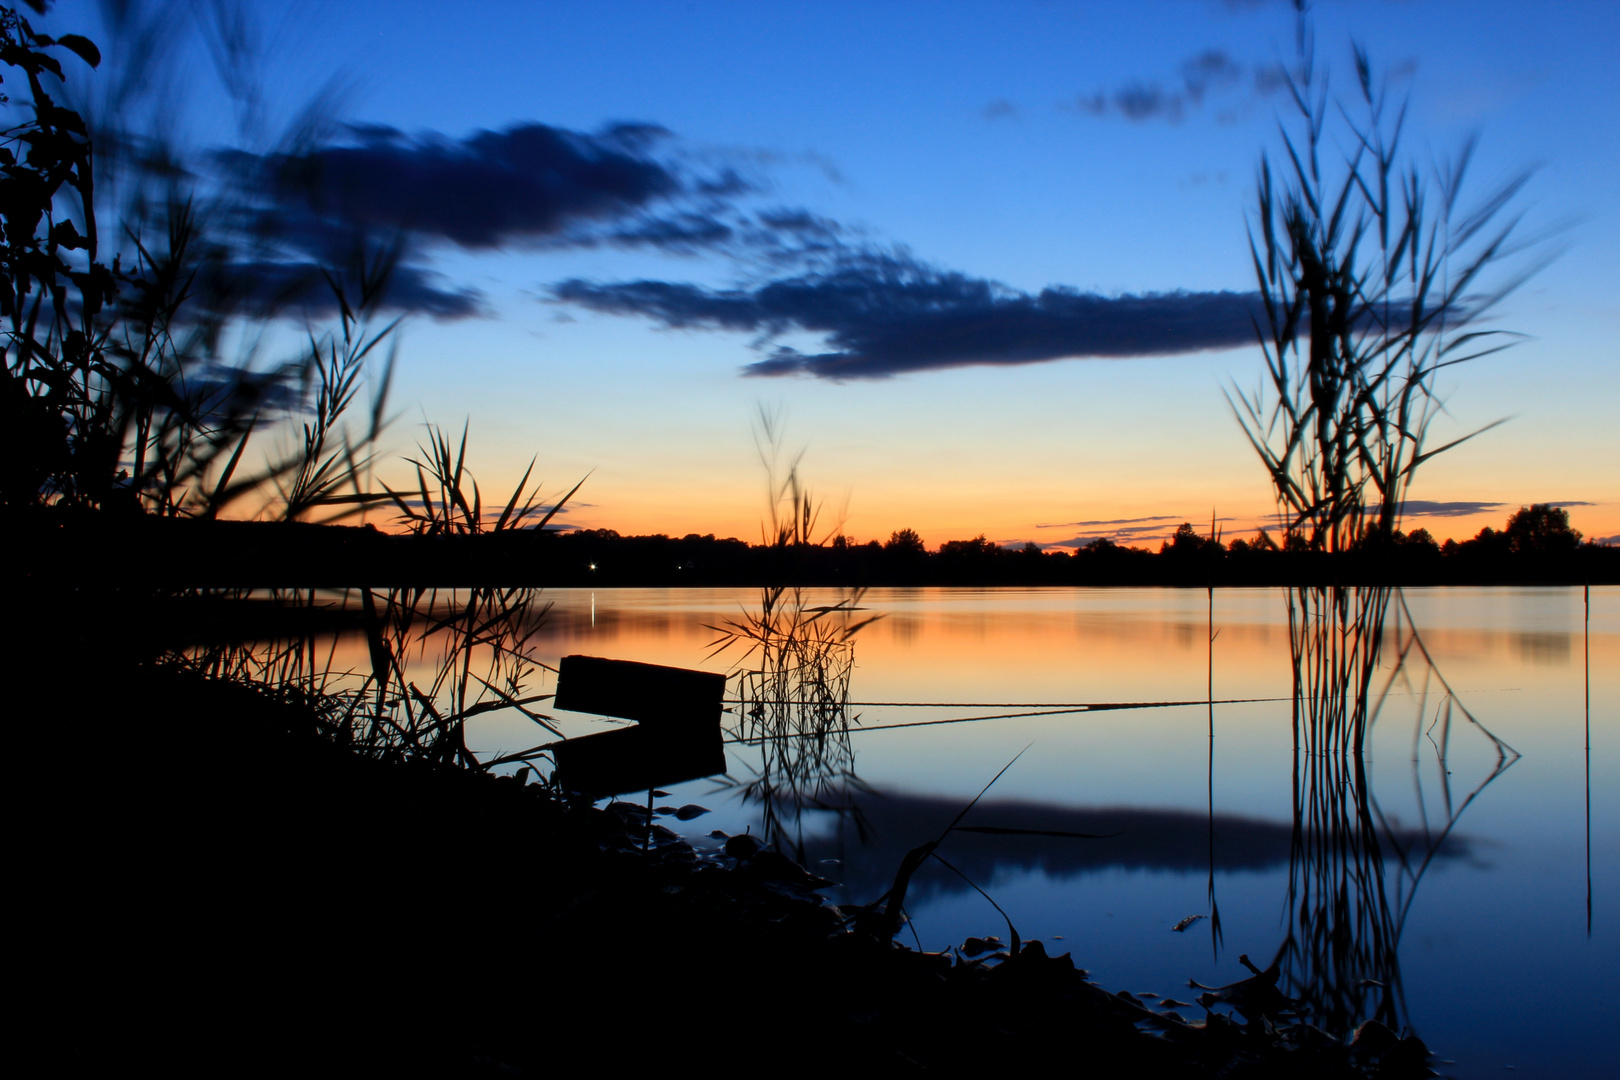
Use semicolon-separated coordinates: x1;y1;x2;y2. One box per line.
723;696;1288;741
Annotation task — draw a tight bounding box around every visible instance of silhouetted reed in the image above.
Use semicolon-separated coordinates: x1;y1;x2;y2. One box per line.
1270;586;1518;1037
2;11;403;523
706;406;881;853
1230;13;1545;551
384;421;585;536
710;585;876;854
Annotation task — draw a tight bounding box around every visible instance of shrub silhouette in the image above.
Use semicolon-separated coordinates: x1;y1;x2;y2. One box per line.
884;528;926;555
1503;504;1582;555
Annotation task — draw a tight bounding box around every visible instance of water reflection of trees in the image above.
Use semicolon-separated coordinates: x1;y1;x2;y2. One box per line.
1274;586;1518;1035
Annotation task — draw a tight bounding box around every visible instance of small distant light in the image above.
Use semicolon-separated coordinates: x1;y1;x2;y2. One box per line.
588;563;597;571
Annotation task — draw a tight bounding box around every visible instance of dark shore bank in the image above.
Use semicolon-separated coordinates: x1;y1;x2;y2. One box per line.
18;629;1435;1078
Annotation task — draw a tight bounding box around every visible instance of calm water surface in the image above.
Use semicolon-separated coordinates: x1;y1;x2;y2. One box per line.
472;585;1614;1077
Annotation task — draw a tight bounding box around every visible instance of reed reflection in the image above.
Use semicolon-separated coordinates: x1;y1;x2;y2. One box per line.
1207;585;1224;961
177;585;560;772
1271;586;1518;1036
709;586;878;860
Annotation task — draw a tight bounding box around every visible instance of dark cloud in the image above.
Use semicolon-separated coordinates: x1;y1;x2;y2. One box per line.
205;120;778;319
1076;48;1275;124
181;363;303;423
598;212;736;254
206;260;483;321
246;122;738;250
551;254;1263;380
1181;49;1246;103
205;105;1269;341
213;120;890;322
220;114;1267;345
378;265;485;318
578;205;855;267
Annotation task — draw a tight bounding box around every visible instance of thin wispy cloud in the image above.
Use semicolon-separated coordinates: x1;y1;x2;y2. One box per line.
1401;500;1507;518
1034;514;1239;549
1402;499;1594;518
1040;524;1180;548
1036;514;1180;529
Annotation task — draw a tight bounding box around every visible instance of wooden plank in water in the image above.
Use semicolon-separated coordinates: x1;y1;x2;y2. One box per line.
552;655;726;729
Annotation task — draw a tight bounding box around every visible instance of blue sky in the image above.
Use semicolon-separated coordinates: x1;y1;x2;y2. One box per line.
38;0;1620;543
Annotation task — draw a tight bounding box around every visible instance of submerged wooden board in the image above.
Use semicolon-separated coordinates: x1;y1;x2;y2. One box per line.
552;655;726;729
551;654;729;795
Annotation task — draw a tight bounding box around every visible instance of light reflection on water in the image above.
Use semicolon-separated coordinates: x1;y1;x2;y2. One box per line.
510;585;1614;1080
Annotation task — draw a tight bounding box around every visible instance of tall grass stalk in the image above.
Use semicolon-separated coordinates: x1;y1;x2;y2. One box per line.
1230;12;1546;551
707;405;880;851
384;420;586;536
711;585;876;852
2;10;401;522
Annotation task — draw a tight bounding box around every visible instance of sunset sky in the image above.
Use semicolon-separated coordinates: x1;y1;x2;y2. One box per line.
43;0;1620;546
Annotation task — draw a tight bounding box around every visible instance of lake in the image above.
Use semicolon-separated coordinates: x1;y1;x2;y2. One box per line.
242;583;1614;1077
463;584;1609;1078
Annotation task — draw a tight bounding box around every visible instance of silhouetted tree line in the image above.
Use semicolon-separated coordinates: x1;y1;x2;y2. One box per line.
539;505;1610;586
24;503;1613;589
